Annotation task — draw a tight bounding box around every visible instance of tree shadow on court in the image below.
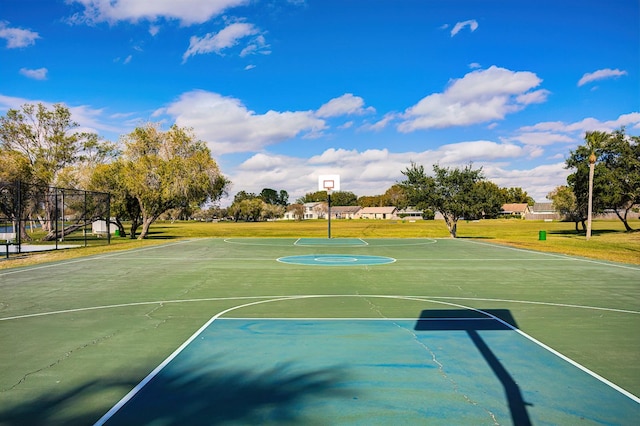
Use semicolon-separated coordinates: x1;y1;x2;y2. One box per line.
110;363;349;425
0;376;138;426
415;309;533;426
0;365;348;425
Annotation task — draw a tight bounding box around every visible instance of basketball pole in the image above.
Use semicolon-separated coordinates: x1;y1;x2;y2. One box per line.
327;191;332;239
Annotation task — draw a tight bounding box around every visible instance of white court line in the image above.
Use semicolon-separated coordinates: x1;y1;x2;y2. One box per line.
219;317;497;321
0;296;277;322
92;295;301;426
293;238;369;247
3;294;638;322
0;240;196;277
91;257;276;262
93;294;639;425
461;239;640;271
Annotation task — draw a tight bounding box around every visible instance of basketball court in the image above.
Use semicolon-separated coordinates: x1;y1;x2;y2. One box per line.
1;236;639;425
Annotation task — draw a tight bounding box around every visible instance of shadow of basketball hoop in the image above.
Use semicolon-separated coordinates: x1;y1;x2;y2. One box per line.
415;309;532;426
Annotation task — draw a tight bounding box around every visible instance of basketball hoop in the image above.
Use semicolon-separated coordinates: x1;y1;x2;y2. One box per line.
323;179;335;194
318;174;340;193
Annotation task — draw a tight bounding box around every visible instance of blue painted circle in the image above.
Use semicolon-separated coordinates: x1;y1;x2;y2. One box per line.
277;254;396;266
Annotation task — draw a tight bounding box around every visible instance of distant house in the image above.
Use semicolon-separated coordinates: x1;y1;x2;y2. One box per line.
303;202;326;219
329;206;362;219
282;202;326;220
282;204;301;220
396;208;424;220
358;206;397;220
526;203;560;221
500;203;530;218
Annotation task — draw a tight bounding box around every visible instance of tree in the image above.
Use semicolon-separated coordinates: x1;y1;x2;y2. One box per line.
400;163;485;238
0;103;114;239
474;181;505;219
297;191;329;204
383;184;408;207
238;198;264;221
259;188;289;206
261;203;285;220
260;188;279;205
500;187;535;205
585;131;609;239
599;129;640;231
297;190;357;206
330;191;358;206
0;149;32;183
278;189;289;206
357;195;384;207
565;129;638;234
0;103;108;187
119;123;229;239
0;150;34;240
89;162;141;237
548;185;584;231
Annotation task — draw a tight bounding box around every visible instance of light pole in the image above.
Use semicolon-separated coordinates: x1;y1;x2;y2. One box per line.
586;152;596;241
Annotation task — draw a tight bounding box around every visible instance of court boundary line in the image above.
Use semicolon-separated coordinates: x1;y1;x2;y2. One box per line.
93;294;640;425
462;239;640;271
0;239;197;277
92;295;302;426
3;294;638;323
293;237;369;247
222;237;438;247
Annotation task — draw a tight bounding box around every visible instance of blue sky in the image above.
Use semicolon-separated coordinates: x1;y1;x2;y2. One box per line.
1;0;638;204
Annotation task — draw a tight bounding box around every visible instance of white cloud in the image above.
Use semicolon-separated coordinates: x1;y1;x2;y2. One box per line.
157;90;326;154
516;89;550;105
484;163;570;202
508;132;575;146
398;66;548;131
228;148;411;203
240;35;270;57
316;94;375;118
578;68;627;87
149;25;160;36
435;140;526;164
19;68;48;80
225;143;566;205
67;0;248;25
183;22;265;62
0;21;40;48
451;19;478;37
520;112;640;135
360;112;398;132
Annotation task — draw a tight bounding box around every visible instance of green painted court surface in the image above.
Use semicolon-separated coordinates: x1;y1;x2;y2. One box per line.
1;238;639;425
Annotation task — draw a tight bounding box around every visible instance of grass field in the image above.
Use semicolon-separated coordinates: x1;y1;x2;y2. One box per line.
0;220;639;424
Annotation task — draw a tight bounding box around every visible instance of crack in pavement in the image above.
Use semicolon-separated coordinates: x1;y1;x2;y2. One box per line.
360;296;499;425
2;332;116;392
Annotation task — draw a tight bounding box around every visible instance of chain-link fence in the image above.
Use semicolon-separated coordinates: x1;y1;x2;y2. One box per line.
1;181;110;258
